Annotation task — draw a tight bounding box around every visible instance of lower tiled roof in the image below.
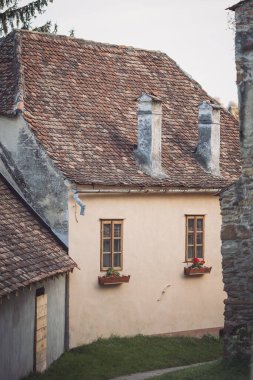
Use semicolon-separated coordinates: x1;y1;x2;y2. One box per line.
0;175;77;298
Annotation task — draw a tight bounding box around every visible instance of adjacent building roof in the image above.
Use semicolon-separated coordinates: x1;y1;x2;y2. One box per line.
0;174;76;298
0;30;240;189
227;0;250;10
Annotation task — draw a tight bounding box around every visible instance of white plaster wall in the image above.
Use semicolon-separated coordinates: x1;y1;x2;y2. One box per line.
0;276;66;380
68;192;224;348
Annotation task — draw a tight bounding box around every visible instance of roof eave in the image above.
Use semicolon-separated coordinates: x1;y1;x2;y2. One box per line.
0;267;77;300
75;184;222;194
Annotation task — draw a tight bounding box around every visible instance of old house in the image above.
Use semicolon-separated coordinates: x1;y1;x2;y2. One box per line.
0;174;76;380
221;0;253;356
0;30;240;349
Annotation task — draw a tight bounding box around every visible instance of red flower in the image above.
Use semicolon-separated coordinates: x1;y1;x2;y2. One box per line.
193;257;200;263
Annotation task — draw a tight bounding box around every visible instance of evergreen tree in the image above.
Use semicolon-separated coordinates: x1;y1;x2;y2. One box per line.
0;0;54;35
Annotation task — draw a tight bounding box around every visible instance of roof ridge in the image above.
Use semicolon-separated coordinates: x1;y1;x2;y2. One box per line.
14;28;167;56
0;30;25;116
13;30;25;114
0;30;23;116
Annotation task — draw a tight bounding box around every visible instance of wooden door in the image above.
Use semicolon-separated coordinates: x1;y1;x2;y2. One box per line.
35;293;47;372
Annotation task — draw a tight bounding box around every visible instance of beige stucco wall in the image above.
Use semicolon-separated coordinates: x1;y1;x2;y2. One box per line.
68;191;224;348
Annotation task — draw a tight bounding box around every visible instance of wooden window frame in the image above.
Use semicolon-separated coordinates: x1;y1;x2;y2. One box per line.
100;219;123;271
185;215;205;262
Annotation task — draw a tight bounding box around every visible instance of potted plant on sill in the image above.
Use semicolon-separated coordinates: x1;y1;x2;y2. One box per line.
98;267;130;285
184;258;212;276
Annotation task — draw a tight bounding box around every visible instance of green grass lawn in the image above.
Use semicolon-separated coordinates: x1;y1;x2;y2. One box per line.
23;335;223;380
152;358;250;380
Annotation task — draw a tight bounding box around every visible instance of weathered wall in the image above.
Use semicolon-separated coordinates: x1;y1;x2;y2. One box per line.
69;192;224;348
220;0;253;356
0;115;68;244
0;276;66;380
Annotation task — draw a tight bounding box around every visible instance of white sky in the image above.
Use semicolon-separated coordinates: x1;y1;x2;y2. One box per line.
32;0;237;107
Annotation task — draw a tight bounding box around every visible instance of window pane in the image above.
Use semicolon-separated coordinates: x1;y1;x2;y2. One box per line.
188;233;194;245
196;246;203;258
114;224;122;238
103;224;111;238
114;239;121;253
188;219;194;232
197;219;203;232
188;246;194;259
196;233;203;245
114;253;121;267
103;239;111;253
103;253;111;267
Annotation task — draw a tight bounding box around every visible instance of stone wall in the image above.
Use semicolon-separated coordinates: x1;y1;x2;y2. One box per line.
221;0;253;357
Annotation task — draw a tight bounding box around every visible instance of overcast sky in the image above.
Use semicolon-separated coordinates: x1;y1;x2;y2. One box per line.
32;0;237;107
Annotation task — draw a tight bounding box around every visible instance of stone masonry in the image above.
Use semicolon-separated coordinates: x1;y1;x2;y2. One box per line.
221;0;253;356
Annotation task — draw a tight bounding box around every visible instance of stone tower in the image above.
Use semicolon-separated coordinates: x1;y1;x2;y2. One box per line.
221;0;253;357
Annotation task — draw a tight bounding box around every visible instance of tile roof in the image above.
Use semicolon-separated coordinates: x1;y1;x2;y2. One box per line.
0;30;240;189
0;174;77;298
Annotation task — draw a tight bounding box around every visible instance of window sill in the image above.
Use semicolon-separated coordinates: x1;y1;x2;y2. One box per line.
98;275;130;286
184;267;212;276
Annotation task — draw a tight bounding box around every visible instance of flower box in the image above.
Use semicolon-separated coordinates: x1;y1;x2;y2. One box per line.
184;267;212;276
98;275;130;286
